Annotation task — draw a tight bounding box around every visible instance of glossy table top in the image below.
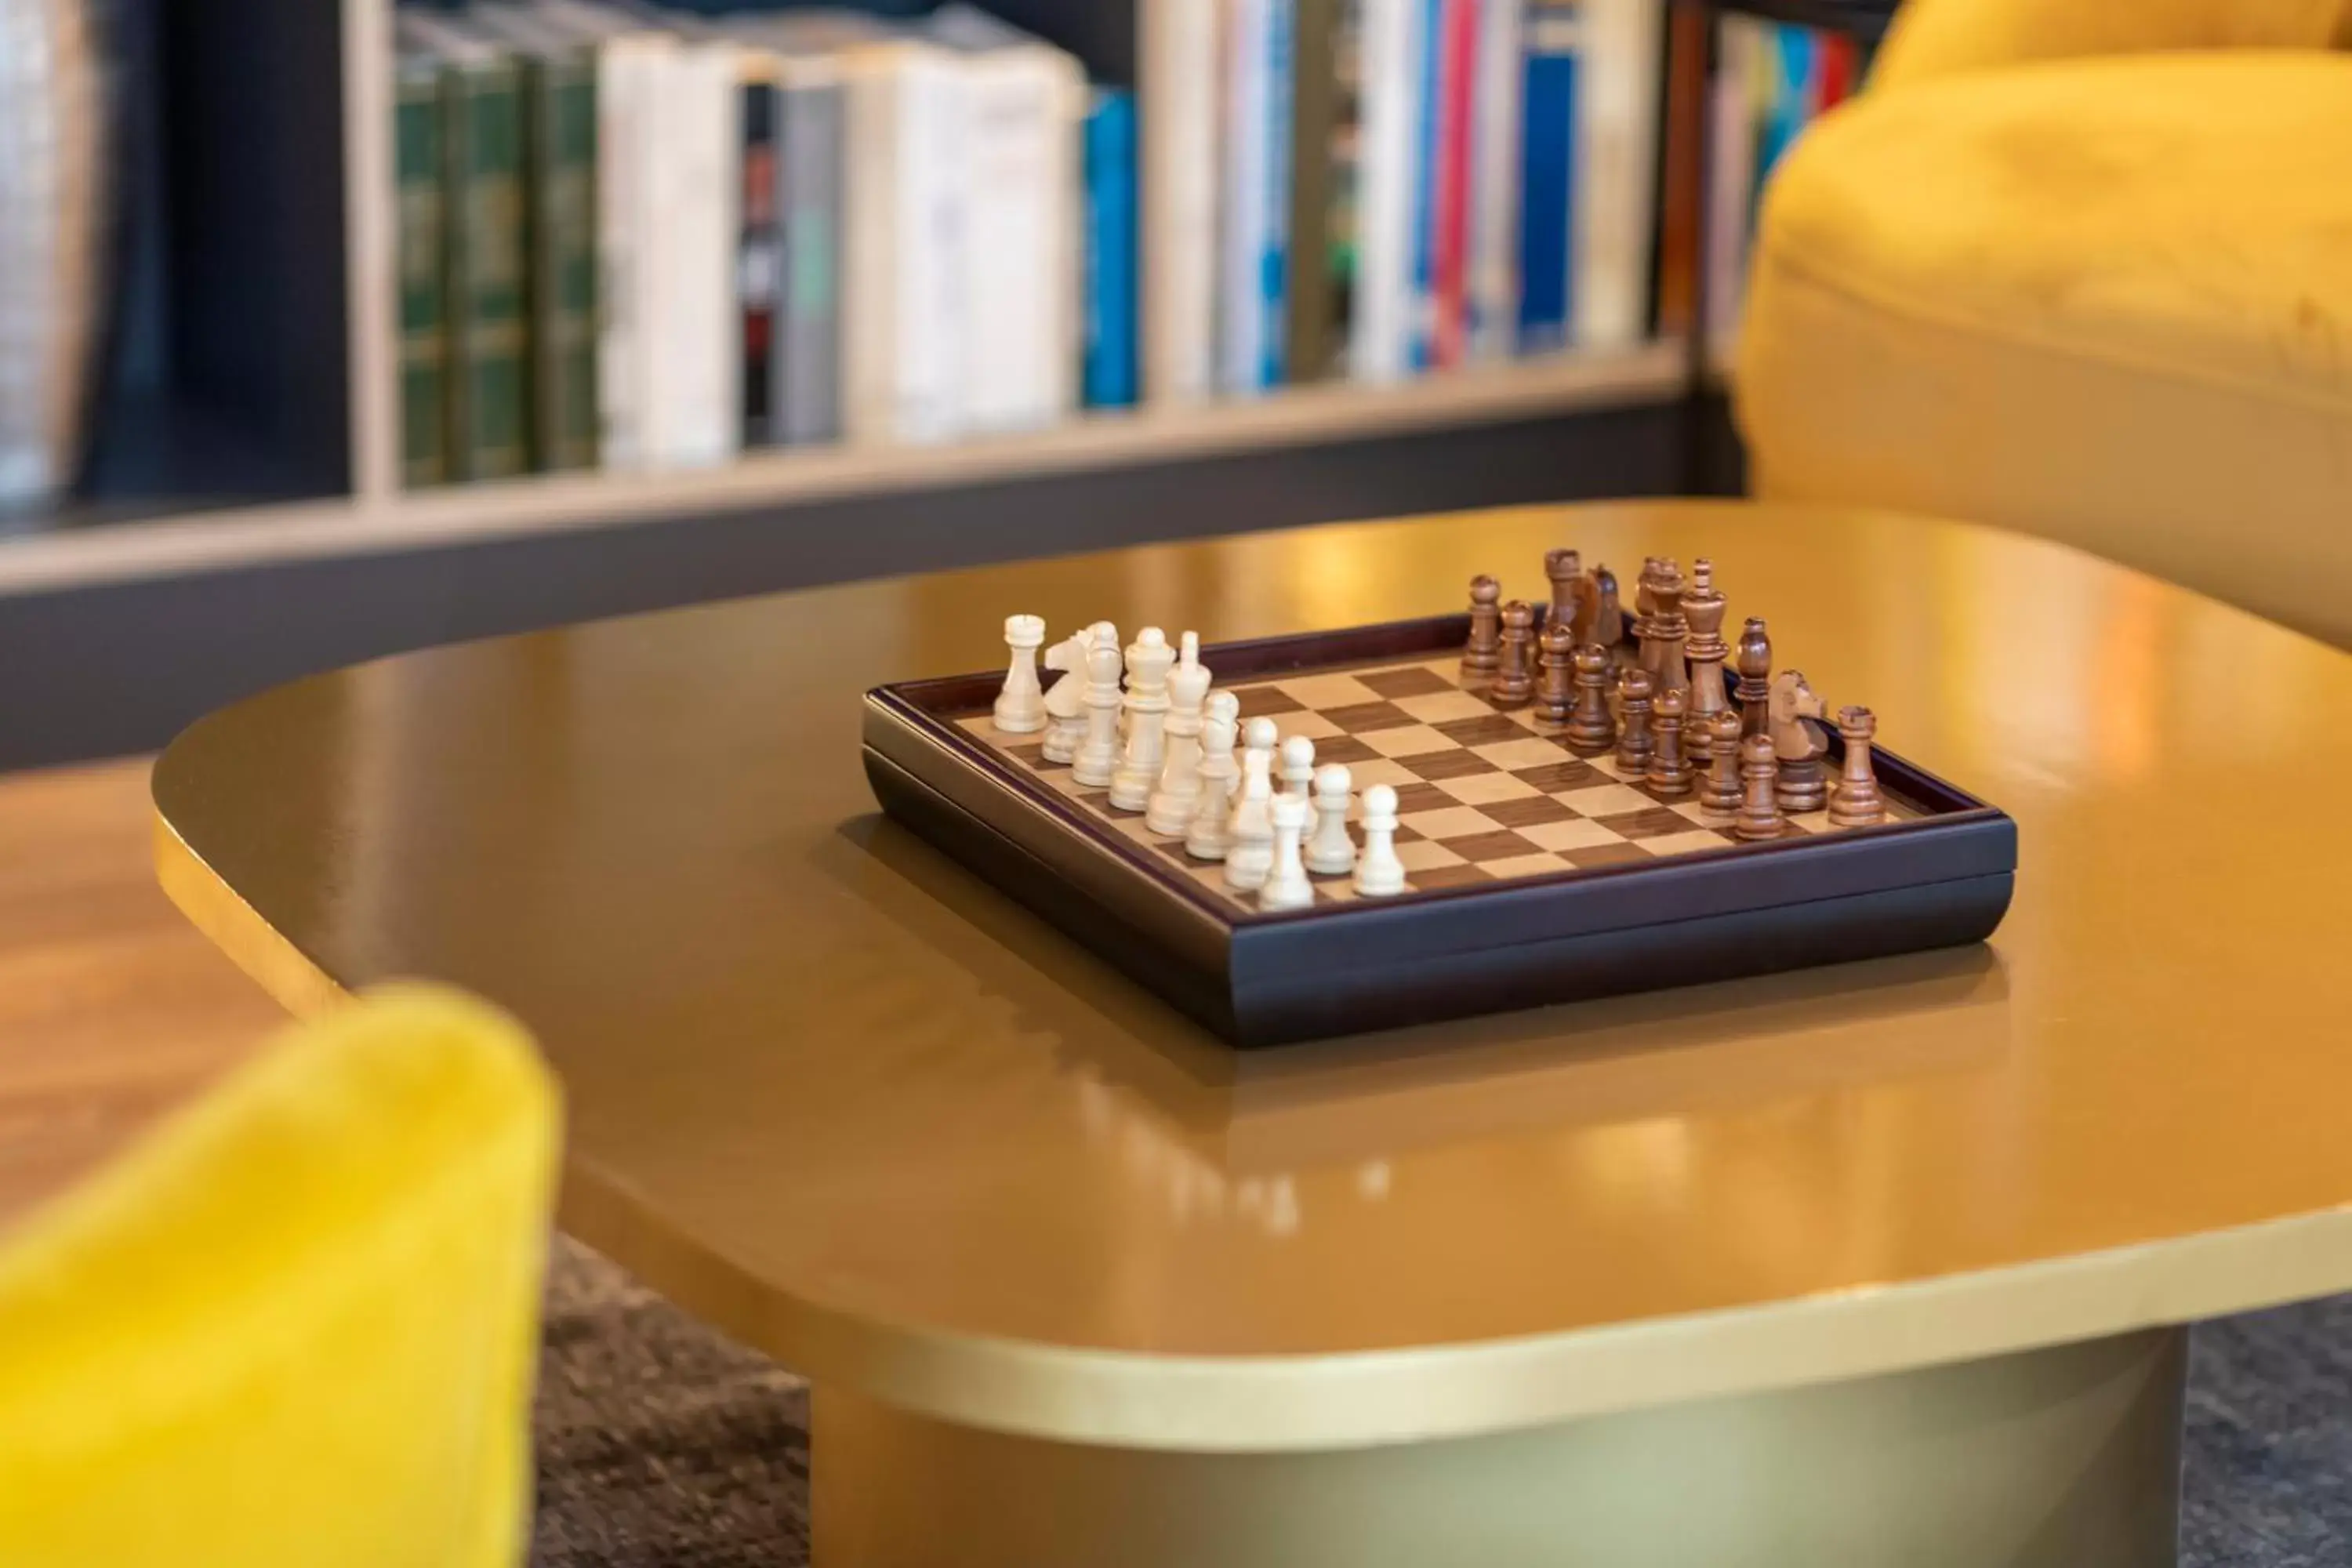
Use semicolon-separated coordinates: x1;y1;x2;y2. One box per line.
155;501;2352;1450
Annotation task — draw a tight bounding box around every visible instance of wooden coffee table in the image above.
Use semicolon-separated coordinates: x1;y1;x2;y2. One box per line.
154;501;2352;1568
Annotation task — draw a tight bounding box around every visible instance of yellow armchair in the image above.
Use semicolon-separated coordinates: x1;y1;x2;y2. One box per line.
0;987;560;1568
1735;0;2352;647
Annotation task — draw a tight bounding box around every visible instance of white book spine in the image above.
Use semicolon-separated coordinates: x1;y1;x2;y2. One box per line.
1218;0;1270;395
1705;16;1760;351
1141;0;1223;406
1573;0;1664;350
1466;0;1524;363
592;38;669;470
896;52;967;444
842;53;900;444
958;51;1083;434
645;42;741;470
1350;0;1417;383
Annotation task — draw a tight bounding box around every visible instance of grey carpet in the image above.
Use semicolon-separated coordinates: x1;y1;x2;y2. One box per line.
530;1236;2352;1566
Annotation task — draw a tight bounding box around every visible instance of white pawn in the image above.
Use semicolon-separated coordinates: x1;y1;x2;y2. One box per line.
1278;735;1317;826
1072;625;1124;787
1146;633;1213;833
1224;717;1279;891
1259;795;1314;912
1305;764;1356;876
1039;625;1094;764
1352;784;1407;898
1185;693;1243;861
1111;628;1176;811
993;614;1047;733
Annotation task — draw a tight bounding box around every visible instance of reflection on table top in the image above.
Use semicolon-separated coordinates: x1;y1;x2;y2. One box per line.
154;500;2352;1450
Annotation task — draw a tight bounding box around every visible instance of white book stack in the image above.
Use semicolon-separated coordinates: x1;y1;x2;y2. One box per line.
1574;0;1665;352
1140;0;1223;406
1349;0;1419;384
926;5;1085;437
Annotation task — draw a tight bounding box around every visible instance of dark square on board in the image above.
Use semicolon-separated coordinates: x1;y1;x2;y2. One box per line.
1395;749;1499;782
1319;701;1419;735
1357;666;1456;699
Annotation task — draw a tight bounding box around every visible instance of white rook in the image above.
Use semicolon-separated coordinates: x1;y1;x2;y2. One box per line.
993;615;1047;733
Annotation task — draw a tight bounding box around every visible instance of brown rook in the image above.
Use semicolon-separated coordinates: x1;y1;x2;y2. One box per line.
1831;706;1887;826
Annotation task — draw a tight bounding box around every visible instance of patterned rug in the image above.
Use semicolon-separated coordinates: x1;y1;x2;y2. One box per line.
529;1237;2352;1567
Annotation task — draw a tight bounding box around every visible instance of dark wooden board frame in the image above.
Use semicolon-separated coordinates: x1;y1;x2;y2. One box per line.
863;615;2017;1047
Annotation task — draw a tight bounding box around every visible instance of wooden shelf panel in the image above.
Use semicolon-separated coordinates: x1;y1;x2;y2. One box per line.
0;343;1686;596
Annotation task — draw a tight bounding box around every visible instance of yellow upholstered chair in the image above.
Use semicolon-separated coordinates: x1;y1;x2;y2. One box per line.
1735;0;2352;647
0;986;560;1568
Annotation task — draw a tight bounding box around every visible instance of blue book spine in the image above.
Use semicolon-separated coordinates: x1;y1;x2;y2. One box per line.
1258;0;1297;387
1516;1;1579;353
1755;24;1814;191
1406;0;1443;370
1083;89;1138;408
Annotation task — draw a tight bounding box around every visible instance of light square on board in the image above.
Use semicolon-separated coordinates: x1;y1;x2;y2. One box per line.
1519;816;1633;853
1348;757;1422;790
1557;782;1657;818
1394;689;1497;725
1272;710;1345;742
1400;804;1506;840
1361;724;1461;758
1272;672;1385;710
1434;771;1544;807
1644;829;1743;858
1484;852;1576;881
1473;736;1581;772
1396;839;1470;873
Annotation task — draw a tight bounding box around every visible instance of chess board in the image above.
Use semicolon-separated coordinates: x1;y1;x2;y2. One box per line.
957;652;1922;911
865;615;2014;1047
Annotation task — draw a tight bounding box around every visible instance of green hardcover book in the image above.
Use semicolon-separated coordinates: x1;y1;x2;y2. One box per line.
473;7;601;472
394;51;450;488
404;12;532;482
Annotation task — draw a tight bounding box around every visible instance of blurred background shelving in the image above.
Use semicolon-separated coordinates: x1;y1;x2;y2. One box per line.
0;0;1890;767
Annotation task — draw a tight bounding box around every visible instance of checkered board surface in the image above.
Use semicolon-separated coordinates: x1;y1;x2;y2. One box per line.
956;652;1915;915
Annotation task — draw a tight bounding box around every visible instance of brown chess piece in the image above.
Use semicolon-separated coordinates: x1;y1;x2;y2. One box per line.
1535;620;1575;723
1735;617;1773;741
1682;558;1731;737
1700;710;1743;822
1650;559;1691;696
1616;667;1655;776
1770;668;1831;814
1830;706;1887;827
1736;733;1784;840
1634;558;1666;677
1588;566;1624;647
1566;644;1617;755
1545;549;1584;637
1648;687;1693;797
1463;575;1503;684
1492;600;1536;707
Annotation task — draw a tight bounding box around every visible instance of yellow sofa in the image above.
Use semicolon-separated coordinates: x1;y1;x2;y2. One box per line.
1735;0;2352;648
0;987;559;1568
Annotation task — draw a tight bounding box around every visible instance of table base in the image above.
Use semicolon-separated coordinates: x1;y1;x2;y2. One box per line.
811;1327;2183;1567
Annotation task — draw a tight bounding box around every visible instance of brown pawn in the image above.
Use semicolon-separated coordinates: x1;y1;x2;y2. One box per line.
1588;566;1624;647
1565;644;1617;754
1734;616;1773;740
1648;687;1693;797
1736;733;1784;841
1682;558;1732;737
1615;667;1656;776
1700;710;1744;822
1830;706;1887;826
1463;575;1503;683
1492;600;1536;707
1535;621;1575;723
1545;549;1584;636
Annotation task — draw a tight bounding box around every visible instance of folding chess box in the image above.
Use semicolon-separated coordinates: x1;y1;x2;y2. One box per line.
862;615;2017;1047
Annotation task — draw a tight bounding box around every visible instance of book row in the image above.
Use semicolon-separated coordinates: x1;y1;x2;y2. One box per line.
390;1;1867;488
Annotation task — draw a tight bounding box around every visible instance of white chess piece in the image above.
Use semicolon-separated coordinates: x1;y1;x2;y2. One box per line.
1278;735;1317;826
1305;764;1356;876
1146;633;1212;833
1352;783;1407;897
1185;692;1242;861
1110;628;1175;811
1224;717;1279;891
1040;626;1094;764
1072;626;1124;787
993;614;1047;733
1259;795;1314;912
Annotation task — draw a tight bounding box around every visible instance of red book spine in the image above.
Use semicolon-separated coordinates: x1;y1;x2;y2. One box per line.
1429;0;1479;368
1815;34;1858;113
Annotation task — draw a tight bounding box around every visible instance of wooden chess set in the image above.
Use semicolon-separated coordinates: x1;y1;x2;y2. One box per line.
862;549;2017;1047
